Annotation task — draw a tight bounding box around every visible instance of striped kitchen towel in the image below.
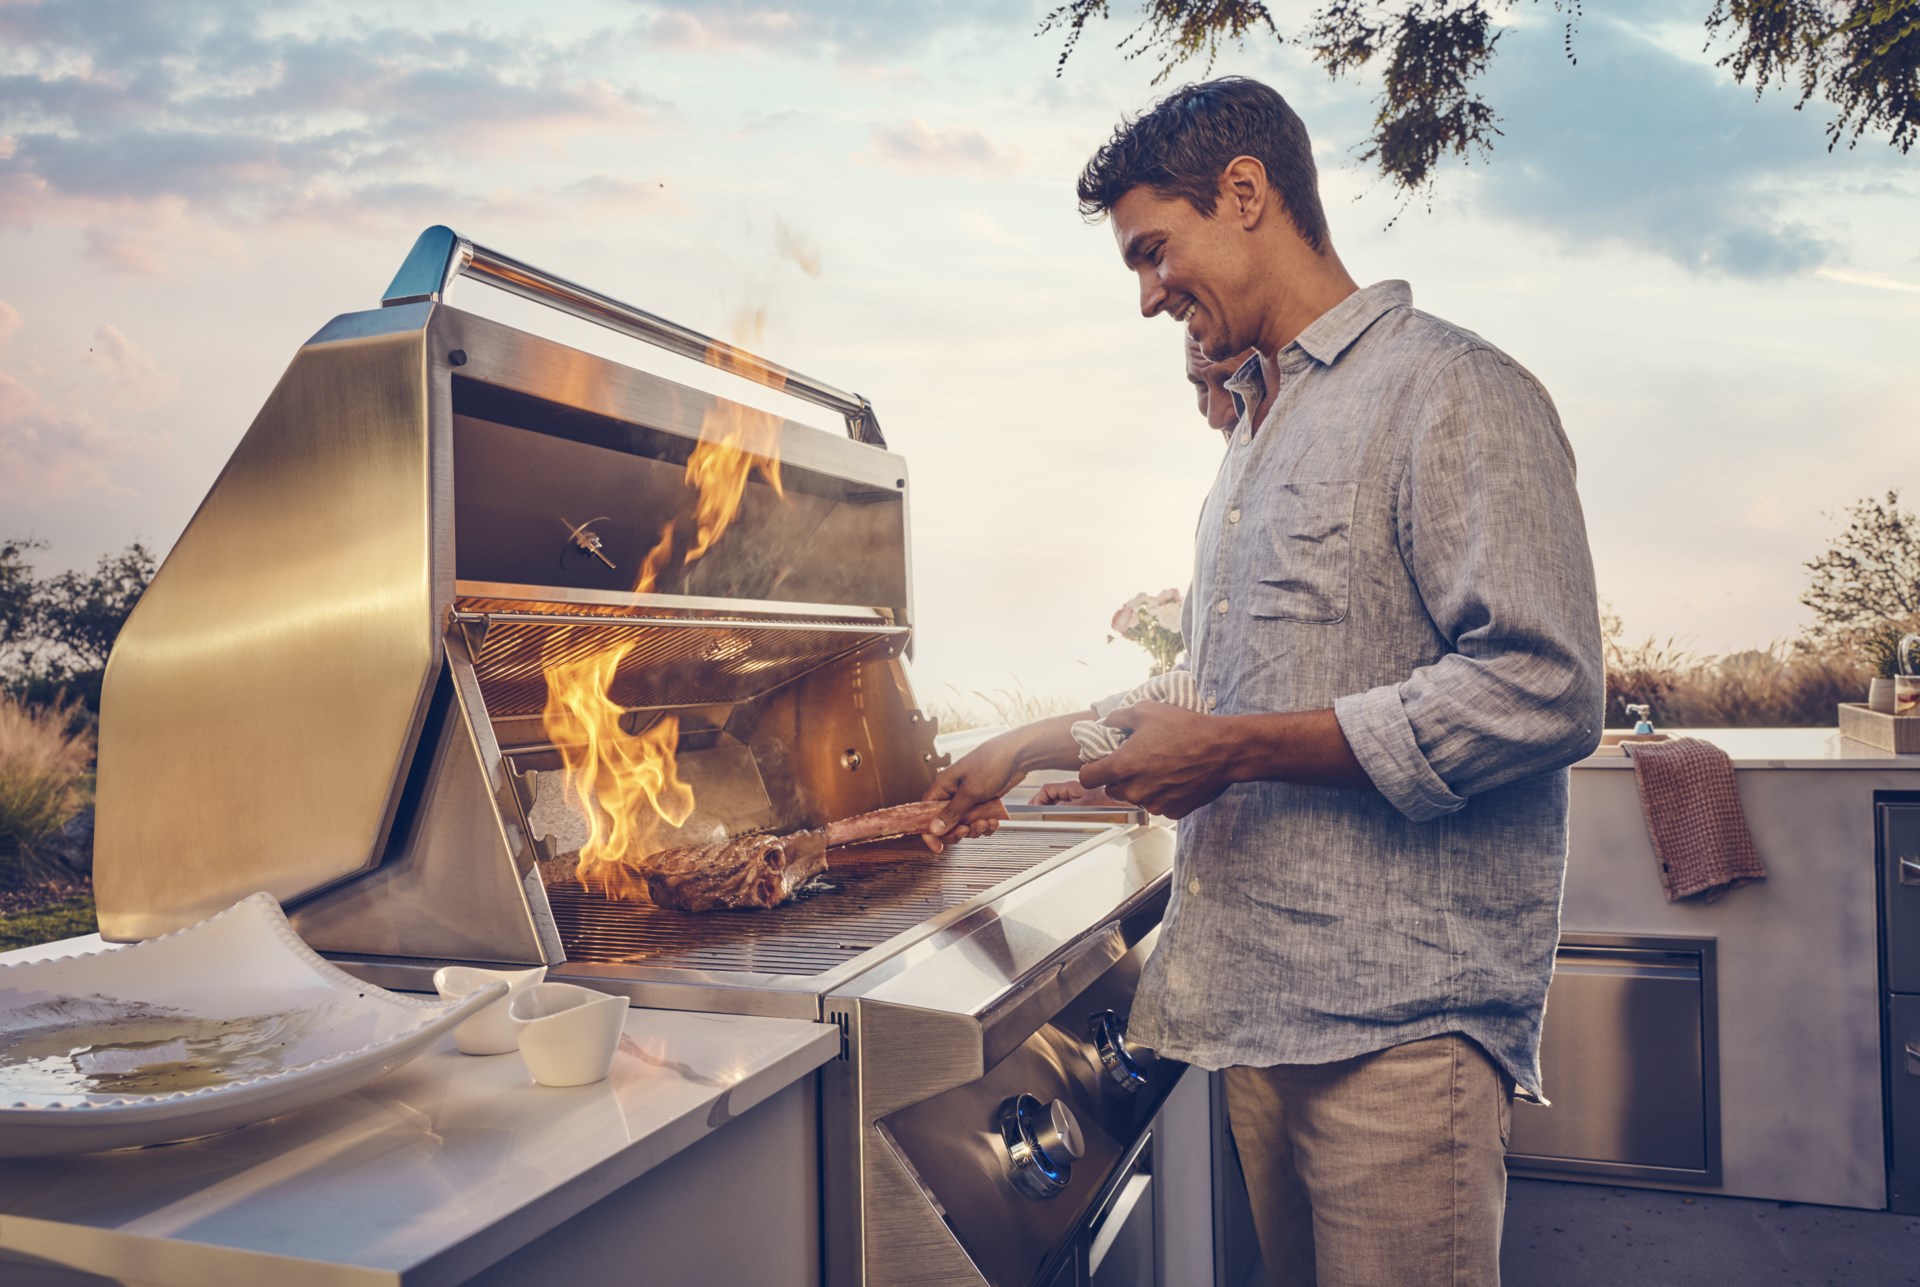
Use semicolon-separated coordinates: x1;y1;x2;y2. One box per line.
1071;670;1205;763
1623;737;1768;902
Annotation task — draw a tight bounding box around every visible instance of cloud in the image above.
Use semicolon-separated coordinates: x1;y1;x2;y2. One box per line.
0;317;172;502
1815;267;1920;294
1742;495;1785;529
639;1;1027;60
866;119;1022;174
0;369;153;501
1470;13;1893;279
0;2;671;271
85;324;178;400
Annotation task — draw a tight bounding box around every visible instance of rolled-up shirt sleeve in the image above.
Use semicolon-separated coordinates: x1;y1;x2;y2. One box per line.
1334;348;1604;822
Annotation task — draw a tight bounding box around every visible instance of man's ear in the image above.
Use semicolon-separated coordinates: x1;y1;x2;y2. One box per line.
1221;156;1269;230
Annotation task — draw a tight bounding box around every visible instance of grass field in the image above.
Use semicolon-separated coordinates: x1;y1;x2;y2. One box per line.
0;895;96;952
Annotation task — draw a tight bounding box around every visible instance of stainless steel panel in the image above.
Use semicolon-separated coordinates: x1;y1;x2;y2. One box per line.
382;224;884;444
1886;992;1920;1213
864;937;1184;1287
448;410;908;610
1088;1166;1153;1287
288;659;557;964
1508;936;1720;1184
430;307;912;619
95;311;442;939
1881;802;1920;993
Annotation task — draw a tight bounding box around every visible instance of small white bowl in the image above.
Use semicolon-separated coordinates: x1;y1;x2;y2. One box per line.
509;983;630;1087
433;965;548;1055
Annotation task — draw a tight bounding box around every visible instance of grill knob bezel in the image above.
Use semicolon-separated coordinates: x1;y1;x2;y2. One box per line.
996;1094;1084;1199
1091;1009;1155;1093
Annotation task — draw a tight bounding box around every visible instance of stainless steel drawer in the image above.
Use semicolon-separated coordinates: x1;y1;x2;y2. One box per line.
1882;803;1920;994
1508;935;1720;1185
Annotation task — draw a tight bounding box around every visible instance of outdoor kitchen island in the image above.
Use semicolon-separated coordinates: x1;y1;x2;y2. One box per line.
0;931;839;1287
1517;727;1920;1214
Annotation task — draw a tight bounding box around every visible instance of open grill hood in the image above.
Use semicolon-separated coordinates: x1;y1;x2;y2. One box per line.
93;226;940;959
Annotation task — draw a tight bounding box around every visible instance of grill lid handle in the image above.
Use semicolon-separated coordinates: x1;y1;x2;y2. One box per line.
380;225;886;448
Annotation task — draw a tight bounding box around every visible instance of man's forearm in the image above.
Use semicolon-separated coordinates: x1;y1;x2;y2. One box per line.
1222;708;1375;791
1006;709;1098;774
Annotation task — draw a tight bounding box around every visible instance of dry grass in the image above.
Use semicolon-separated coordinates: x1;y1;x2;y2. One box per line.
926;684;1088;734
1604;636;1870;728
924;634;1869;736
0;695;93;874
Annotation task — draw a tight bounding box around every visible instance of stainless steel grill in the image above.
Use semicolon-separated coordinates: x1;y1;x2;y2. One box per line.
95;225;1180;1287
546;831;1087;972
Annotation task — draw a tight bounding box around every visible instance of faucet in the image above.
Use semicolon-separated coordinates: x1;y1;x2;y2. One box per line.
1624;703;1657;736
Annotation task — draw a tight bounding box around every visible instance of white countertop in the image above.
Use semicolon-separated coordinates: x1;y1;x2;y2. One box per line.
0;934;838;1286
1576;727;1920;770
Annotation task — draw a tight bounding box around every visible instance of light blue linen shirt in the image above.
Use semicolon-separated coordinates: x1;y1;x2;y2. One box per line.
1116;280;1604;1098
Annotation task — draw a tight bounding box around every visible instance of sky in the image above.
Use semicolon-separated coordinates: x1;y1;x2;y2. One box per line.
1;0;1916;715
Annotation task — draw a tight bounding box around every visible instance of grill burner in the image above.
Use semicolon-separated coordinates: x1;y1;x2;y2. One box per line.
545;830;1086;973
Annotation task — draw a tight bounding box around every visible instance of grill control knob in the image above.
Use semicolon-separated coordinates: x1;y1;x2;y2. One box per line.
1091;1010;1156;1093
996;1094;1085;1199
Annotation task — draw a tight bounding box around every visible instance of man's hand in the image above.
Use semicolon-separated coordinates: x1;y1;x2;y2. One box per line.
1078;701;1244;819
1080;703;1374;817
921;710;1095;851
1031;779;1119;807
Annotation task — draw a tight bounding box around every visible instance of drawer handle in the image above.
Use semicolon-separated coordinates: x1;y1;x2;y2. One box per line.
1901;857;1920;886
1907;1043;1920;1075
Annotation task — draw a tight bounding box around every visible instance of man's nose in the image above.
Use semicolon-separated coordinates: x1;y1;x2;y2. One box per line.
1138;272;1166;318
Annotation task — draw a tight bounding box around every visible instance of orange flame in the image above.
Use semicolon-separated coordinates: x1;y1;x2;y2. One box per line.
684;309;786;563
545;309;791;897
541;640;696;900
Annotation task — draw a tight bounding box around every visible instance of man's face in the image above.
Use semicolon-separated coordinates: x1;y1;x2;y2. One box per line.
1186;337;1247;433
1112;182;1251;362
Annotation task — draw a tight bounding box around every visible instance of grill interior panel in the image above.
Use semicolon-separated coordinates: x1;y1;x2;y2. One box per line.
454;594;904;718
544;829;1089;974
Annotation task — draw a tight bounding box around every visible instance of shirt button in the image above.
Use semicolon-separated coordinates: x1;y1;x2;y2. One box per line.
1187;878;1201;895
1205;695;1217;712
1216;598;1229;614
1228;508;1241;524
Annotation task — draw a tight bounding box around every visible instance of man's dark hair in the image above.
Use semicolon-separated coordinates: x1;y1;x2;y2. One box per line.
1076;76;1329;253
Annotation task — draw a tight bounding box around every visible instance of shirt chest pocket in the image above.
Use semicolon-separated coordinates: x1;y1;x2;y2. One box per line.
1246;481;1358;624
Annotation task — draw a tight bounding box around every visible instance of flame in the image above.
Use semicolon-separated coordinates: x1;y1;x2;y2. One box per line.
684;308;786;564
544;309;791;897
541;640;695;900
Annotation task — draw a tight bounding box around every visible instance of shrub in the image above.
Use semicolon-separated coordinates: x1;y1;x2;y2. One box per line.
0;694;94;868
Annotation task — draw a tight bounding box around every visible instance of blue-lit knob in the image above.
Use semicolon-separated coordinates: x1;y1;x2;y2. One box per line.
1092;1009;1155;1093
997;1094;1083;1199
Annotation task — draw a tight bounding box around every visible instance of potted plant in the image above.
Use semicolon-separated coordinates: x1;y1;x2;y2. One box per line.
1866;624;1910;714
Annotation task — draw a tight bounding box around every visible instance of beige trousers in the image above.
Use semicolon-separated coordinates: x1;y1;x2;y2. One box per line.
1222;1033;1513;1287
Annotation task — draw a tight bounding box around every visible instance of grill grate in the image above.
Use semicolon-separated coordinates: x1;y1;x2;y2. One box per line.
544;829;1089;975
454;594;904;718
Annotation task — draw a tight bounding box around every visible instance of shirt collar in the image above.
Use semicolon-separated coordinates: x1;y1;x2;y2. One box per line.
1222;354;1264;435
1290;279;1412;368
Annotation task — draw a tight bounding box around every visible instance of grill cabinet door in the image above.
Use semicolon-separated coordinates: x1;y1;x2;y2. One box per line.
1508;942;1715;1180
1882;802;1920;994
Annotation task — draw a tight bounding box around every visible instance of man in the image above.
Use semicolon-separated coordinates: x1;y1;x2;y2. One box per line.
925;77;1603;1285
1188;330;1264;438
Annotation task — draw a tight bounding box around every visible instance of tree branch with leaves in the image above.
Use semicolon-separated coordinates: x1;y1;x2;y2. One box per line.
1042;0;1919;198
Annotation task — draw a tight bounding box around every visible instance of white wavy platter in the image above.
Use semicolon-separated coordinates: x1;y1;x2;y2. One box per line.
0;892;504;1156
